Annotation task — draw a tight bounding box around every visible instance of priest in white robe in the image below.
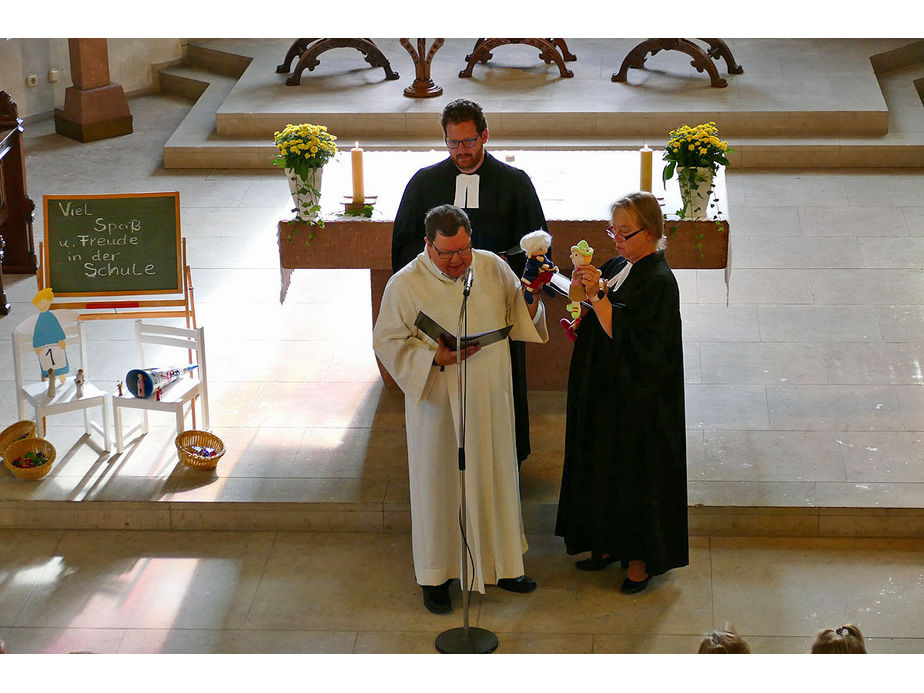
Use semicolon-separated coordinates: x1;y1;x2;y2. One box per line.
374;204;550;614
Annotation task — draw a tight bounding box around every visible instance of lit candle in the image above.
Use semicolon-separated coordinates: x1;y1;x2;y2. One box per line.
351;141;364;205
640;145;653;192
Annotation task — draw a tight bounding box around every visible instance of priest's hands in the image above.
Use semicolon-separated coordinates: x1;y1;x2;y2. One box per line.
433;337;481;367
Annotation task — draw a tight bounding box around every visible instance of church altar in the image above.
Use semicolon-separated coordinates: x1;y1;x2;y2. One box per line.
278;150;730;390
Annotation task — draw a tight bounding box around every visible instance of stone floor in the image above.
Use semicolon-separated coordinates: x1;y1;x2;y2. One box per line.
2;91;921;522
0;38;922;659
1;529;923;656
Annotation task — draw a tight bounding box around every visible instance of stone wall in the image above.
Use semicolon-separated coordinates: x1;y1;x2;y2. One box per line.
0;38;186;120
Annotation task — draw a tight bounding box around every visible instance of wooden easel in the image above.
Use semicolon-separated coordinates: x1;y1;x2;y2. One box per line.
37;237;196;329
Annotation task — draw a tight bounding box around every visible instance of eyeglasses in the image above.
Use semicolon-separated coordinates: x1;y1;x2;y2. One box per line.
606;226;645;241
428;239;473;260
445;136;481;150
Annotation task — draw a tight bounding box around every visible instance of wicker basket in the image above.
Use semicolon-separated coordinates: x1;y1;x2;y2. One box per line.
3;437;56;481
0;420;37;460
175;430;225;470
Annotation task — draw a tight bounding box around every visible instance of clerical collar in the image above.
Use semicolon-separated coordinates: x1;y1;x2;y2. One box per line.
454;174;480;208
606;260;632;292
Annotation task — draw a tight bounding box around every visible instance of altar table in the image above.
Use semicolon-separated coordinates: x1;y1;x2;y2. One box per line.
278;150;730;390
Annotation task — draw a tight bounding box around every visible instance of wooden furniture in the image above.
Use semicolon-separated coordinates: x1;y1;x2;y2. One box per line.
12;310;112;450
112;321;209;454
399;38;445;98
460;38;576;78
276;150;730;390
0;91;39;314
0;235;9;316
276;39;400;85
613;38;743;88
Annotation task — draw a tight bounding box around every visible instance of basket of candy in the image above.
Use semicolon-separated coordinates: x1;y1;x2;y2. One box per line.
3;437;56;480
0;420;37;459
175;430;225;470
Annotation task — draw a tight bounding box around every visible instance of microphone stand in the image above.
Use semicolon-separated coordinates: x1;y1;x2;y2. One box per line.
435;268;498;655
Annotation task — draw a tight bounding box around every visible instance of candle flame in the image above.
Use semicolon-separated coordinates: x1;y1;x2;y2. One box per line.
355;141;360;148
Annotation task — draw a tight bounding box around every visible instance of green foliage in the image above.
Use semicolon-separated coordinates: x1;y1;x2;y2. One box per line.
344;204;375;218
662;122;733;184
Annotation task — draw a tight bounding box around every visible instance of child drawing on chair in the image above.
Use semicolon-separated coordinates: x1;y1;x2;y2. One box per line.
31;288;69;384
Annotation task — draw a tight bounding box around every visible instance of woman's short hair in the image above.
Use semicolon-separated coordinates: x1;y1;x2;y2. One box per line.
610;191;665;249
811;625;867;654
440;99;488;134
698;624;751;654
425;204;471;242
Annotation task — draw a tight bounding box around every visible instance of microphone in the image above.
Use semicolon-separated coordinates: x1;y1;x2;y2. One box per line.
462;266;474;296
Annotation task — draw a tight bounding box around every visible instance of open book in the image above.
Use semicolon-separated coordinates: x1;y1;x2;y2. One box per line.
414;311;512;351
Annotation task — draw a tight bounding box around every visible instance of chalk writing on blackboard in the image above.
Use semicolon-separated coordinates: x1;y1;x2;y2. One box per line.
43;192;182;296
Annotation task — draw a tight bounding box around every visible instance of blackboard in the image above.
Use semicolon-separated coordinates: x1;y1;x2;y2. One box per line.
43;192;182;296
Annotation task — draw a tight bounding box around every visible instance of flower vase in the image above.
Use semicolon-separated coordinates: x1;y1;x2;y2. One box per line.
677;166;715;220
285;167;324;223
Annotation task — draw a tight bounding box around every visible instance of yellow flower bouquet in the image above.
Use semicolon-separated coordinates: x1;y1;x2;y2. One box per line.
271;123;338;179
661;121;731;184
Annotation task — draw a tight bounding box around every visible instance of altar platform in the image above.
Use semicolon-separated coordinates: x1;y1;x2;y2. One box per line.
159;38;924;169
1;53;922;539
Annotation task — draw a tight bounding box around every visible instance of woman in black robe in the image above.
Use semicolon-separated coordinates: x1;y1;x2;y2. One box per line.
555;191;688;594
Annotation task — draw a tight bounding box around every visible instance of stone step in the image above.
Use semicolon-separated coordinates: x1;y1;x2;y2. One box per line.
160;39;924;169
870;39;924;74
0;498;920;537
159;65;224;101
187;43;252;78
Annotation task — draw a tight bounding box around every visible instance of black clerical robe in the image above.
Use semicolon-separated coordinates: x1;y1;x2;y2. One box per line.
391;151;548;464
555;251;689;577
391;152;547;275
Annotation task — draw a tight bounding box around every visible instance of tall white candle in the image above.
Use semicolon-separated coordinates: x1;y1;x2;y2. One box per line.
640;145;653;192
351;142;364;204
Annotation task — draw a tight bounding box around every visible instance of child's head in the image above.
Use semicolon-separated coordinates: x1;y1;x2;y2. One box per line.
698;623;751;653
811;624;866;653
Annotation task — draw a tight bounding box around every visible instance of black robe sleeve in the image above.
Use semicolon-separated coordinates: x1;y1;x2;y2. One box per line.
391;169;429;274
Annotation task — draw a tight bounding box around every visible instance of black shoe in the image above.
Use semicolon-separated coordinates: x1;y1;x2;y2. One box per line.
497;575;537;593
575;555;620;571
620;575;650;595
421;580;453;614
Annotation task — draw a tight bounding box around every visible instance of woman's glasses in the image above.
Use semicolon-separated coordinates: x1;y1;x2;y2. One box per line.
606;226;645;241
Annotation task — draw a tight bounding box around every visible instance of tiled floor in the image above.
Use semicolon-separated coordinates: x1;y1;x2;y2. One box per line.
2;93;921;517
0;38;922;656
1;529;922;654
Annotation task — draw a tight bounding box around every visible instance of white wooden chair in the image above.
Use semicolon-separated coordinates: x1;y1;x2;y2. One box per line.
11;310;112;450
112;320;209;453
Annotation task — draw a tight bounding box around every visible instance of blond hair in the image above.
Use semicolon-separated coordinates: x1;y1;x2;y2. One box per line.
32;287;54;306
698;623;751;654
610;191;665;249
811;624;866;654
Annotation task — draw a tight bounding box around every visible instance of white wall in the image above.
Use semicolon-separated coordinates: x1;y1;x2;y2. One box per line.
0;38;185;120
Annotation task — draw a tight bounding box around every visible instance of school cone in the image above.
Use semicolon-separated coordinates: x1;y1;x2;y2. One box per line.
126;365;198;399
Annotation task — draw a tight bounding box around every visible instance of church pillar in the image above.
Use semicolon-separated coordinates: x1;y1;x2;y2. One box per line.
54;38;133;142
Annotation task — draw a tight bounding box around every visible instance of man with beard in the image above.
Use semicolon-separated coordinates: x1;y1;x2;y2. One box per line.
391;99;548;466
